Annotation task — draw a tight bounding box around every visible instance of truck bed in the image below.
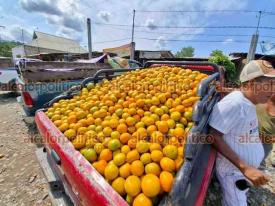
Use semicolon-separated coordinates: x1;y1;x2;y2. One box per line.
35;61;222;206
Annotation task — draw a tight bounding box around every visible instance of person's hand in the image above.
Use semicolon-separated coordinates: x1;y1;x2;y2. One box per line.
242;166;269;186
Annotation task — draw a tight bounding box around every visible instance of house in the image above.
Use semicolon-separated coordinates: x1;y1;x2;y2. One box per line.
12;31;87;59
229;52;275;78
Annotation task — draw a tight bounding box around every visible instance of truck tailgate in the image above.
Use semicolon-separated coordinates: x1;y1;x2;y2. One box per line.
35;111;127;206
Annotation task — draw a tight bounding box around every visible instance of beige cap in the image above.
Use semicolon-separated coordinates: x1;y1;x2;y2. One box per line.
240;60;275;83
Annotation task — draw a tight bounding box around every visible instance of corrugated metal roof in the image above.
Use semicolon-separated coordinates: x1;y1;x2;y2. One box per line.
28;31;87;54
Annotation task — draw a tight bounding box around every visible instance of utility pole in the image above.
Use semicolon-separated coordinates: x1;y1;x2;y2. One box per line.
130;10;136;60
21;29;25;44
247;11;262;63
21;28;26;56
87;18;92;59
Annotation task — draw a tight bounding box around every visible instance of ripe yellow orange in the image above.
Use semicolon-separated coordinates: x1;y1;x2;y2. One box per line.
173;127;185;138
103;127;113;137
72;135;86;149
130;160;144;176
104;163;119;180
117;123;128;133
184;111;192;121
140;153;152;165
113;153;126;166
99;149;113;162
160;157;176;172
126;117;136;126
108;139;121;151
163;145;178;160
111;131;120;139
125;175;141;197
135;121;145;129
149;143;162;152
136;141;149;154
141;174;160;197
147;125;157;136
154;108;164;116
64;129;76;140
150;131;164;144
119;133;131;144
145;162;161;176
133;193;152;206
94;143;104;154
58;123;69;132
150;150;163;163
159;171;174;192
126;149;140;163
121;145;131;154
92;160;107;175
77;127;88;135
143;116;155;126
86;117;95;125
119;163;131;178
161;114;170;121
112;177;126;196
157;121;169;133
170;112;181;121
167;120;175;131
136;128;147;139
67;115;77;124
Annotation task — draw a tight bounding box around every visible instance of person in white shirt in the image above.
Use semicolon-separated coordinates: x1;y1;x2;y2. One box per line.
209;60;275;206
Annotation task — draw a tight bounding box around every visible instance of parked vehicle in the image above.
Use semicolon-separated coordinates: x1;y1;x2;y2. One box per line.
0;57;18;91
16;60;112;116
35;61;224;206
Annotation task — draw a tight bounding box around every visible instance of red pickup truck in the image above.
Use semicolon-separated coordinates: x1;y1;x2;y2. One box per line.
35;61;223;206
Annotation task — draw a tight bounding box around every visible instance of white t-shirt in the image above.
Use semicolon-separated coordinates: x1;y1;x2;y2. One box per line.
209;91;264;174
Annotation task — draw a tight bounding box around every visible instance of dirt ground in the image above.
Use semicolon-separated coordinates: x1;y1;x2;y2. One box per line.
0;92;52;206
0;91;274;206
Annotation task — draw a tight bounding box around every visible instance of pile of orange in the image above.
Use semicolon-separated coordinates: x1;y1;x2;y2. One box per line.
45;66;207;206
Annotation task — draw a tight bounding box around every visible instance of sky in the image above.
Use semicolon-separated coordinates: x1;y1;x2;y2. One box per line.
0;0;275;56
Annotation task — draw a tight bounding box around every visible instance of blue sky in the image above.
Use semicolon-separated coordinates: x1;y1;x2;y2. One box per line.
0;0;275;56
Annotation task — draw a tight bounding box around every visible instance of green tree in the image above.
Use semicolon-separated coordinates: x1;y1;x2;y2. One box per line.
210;49;223;57
175;46;195;57
209;50;237;83
0;41;20;57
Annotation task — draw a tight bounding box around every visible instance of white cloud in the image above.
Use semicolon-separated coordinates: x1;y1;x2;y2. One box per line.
14;0;248;51
20;0;84;32
1;25;32;43
20;0;62;15
154;36;166;49
223;38;234;44
97;11;112;22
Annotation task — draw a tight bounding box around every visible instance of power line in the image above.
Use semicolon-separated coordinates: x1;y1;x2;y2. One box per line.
93;38;130;44
136;9;259;13
92;25;275;39
136;37;250;43
135;9;275;15
94;22;275;30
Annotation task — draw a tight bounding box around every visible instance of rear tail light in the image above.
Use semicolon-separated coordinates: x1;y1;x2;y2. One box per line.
22;92;33;107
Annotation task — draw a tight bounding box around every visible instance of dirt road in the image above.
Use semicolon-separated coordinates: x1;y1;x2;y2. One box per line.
0;92;51;206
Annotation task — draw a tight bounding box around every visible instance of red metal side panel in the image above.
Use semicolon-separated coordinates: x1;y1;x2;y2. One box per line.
35;111;128;206
194;148;216;206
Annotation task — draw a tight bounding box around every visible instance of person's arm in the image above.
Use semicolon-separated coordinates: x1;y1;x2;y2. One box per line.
210;128;269;186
